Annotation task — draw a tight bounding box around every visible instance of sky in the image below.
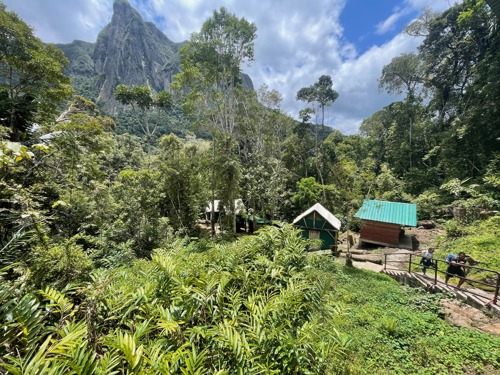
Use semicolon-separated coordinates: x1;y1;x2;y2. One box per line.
2;0;458;134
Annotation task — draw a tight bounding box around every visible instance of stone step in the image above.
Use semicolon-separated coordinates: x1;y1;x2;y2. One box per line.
411;273;433;286
467;293;491;309
454;289;468;301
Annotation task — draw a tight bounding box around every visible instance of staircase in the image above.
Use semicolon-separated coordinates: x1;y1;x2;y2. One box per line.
381;268;500;317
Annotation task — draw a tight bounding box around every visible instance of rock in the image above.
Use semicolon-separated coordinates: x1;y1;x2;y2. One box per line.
417;220;435;229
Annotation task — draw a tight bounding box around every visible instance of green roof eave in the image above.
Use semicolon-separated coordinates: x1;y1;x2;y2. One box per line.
354;199;417;227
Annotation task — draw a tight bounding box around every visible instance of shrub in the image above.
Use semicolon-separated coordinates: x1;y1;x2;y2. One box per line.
30;240;94;287
444;219;465;238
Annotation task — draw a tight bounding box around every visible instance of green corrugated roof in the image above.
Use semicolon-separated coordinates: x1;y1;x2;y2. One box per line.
354;200;417;226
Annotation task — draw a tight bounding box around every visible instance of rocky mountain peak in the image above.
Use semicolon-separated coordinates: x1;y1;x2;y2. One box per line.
56;1;252;114
91;0;180;113
111;0;142;27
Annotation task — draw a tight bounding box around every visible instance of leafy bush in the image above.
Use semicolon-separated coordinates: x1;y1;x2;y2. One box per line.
30;240;94;287
327;267;500;374
444;219;466;238
437;215;500;283
413;189;442;219
1;224;499;374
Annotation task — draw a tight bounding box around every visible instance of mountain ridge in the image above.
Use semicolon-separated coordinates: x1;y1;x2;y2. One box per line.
56;0;253;115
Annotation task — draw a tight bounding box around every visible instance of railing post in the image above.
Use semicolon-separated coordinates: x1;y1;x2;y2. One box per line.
408;254;412;273
433;260;438;285
384;254;387;271
494;273;500;305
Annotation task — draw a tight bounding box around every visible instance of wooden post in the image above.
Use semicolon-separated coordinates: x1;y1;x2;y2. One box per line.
345;252;353;267
494;272;500;305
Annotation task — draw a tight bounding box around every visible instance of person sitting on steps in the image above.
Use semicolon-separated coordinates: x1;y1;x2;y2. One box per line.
419;247;435;275
445;252;467;287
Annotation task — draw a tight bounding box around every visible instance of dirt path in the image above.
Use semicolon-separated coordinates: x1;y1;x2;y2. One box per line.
335;227;500;335
441;299;500;335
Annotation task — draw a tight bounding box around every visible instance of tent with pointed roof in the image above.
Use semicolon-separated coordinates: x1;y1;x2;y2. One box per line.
292;203;341;250
205;199;245;221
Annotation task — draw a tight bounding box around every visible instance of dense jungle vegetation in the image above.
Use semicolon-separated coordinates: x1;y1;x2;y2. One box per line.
0;1;499;373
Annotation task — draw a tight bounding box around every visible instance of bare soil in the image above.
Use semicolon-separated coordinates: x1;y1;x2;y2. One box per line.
440;299;500;335
337;226;500;335
339;226;443;251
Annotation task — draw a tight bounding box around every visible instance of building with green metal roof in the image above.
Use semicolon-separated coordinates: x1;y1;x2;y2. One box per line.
354;200;417;248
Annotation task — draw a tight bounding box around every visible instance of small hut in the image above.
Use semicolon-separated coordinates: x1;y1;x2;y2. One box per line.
354;200;417;248
292;203;342;250
205;199;246;231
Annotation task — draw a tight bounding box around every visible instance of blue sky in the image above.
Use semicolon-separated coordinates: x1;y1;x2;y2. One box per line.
340;0;420;54
2;0;458;134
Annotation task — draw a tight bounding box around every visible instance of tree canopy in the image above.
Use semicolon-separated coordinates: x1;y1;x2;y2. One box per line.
0;3;72;140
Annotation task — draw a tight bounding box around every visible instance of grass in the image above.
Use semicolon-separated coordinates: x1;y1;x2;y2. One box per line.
323;265;500;374
433;216;500;290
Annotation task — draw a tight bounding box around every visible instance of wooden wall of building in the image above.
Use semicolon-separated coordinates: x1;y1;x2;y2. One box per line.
359;220;400;247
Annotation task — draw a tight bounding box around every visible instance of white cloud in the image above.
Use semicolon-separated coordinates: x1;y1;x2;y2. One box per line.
2;0;454;134
329;33;421;133
376;8;408;35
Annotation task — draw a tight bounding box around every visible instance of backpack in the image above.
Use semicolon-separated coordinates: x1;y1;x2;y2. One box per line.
445;253;456;264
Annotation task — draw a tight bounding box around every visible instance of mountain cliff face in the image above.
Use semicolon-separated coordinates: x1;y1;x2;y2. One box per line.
57;0;253;115
92;0;181;112
58;0;181;113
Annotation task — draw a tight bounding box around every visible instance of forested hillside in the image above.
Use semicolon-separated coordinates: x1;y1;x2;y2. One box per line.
0;0;499;373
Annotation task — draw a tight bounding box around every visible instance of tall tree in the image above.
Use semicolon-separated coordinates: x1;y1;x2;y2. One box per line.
379;53;423;100
0;4;72;141
418;2;497;179
378;53;426;170
238;85;293;226
156;134;205;232
114;84;172;163
296;75;339;135
173;7;256;139
296;75;339;200
173;7;257;234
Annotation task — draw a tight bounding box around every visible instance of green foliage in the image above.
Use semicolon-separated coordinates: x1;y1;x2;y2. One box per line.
0;226;345;374
1;223;499;374
30;239;94;287
1;5;500;374
444;219;466;238
439;216;500;272
412;189;442;219
441;178;500;224
296;75;339;132
328;267;499;374
0;4;73;141
157;134;206;232
173;6;256;134
375;163;407;201
291;177;323;211
379;53;422;98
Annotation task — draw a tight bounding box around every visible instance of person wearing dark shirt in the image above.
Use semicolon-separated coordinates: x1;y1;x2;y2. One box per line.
445;252;467;287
